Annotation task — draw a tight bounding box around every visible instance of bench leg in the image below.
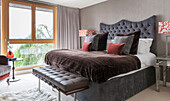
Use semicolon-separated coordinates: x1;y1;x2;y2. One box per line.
58;90;61;101
74;93;76;101
38;78;41;91
6;78;10;85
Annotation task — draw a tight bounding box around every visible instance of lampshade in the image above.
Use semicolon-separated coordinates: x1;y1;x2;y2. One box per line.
158;21;170;34
79;30;95;37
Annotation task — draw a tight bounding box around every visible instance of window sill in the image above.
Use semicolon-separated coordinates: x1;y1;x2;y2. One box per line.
15;65;47;71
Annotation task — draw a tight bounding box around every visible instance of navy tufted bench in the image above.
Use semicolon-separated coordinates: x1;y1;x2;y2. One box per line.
32;66;89;101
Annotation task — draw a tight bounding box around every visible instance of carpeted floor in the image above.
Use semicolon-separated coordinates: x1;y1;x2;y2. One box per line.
127;85;170;101
0;88;58;101
0;73;74;101
0;73;170;101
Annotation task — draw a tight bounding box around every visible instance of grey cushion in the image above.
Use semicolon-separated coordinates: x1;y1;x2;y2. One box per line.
85;35;99;51
85;32;108;51
112;35;134;55
106;40;113;50
33;66;89;93
85;35;97;42
0;65;11;76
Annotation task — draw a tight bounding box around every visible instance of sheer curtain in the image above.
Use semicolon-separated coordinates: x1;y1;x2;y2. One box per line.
57;5;80;49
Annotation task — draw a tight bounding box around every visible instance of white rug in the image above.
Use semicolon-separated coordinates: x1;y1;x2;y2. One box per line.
0;88;58;101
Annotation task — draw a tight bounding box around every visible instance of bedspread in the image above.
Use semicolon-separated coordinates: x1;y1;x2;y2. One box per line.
45;49;141;83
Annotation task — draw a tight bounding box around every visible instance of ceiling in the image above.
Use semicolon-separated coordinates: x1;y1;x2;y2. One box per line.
29;0;107;9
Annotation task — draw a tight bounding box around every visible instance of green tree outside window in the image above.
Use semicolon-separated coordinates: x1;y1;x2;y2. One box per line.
14;24;54;68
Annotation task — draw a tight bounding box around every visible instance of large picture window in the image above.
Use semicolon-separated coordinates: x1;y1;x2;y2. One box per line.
12;43;54;68
4;0;57;70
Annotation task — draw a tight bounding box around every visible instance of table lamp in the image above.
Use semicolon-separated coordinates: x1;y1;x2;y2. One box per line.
158;21;170;57
79;30;95;37
79;30;95;48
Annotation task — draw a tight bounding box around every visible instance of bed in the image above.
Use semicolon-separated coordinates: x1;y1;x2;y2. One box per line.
72;15;156;101
47;15;157;101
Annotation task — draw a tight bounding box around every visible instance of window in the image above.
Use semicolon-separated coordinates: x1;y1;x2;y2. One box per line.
12;43;54;68
36;7;54;39
9;3;32;39
3;0;57;70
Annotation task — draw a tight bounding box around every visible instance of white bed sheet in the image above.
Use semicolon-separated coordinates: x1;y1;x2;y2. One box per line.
108;52;156;80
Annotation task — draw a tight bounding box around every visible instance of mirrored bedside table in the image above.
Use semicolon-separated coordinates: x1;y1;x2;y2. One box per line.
155;56;170;92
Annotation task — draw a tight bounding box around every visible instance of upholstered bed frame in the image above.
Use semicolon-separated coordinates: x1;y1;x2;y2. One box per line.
72;15;157;101
100;15;157;55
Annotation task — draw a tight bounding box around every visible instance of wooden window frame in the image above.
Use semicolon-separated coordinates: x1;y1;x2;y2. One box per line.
2;0;57;70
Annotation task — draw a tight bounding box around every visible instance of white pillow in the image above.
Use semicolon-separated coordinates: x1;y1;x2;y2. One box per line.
137;38;153;54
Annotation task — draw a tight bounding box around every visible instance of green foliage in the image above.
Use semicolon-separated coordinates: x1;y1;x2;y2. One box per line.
36;24;53;39
14;25;54;68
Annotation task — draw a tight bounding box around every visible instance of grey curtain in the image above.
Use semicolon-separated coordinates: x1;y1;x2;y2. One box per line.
57;5;80;49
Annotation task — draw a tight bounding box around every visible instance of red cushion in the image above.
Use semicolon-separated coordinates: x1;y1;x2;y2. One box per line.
82;42;92;51
107;43;125;55
0;73;10;80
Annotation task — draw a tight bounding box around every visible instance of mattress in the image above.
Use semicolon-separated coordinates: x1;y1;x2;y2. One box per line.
108;52;156;80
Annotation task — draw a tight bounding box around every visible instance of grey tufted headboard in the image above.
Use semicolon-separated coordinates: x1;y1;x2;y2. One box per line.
100;15;157;55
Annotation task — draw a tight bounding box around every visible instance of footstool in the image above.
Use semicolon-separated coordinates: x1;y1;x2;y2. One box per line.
32;66;89;101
